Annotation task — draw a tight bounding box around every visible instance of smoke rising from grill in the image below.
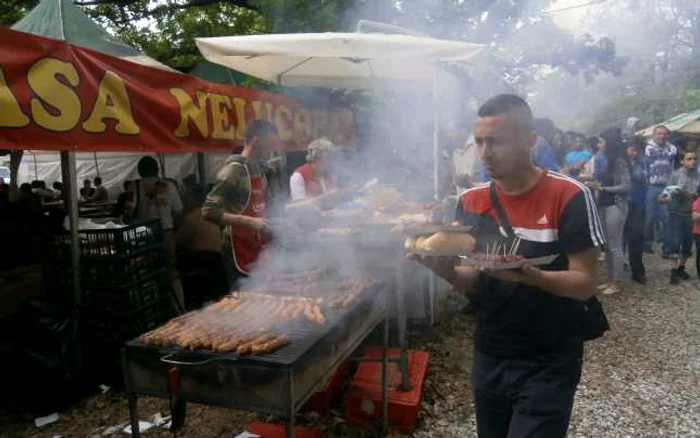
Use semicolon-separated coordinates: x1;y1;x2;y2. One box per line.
200;0;695;327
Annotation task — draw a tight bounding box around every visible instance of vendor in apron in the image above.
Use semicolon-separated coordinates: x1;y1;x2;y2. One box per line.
287;138;361;214
289;138;336;201
202;120;280;288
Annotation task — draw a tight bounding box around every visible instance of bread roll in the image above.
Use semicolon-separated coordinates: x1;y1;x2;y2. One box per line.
418;231;476;253
405;236;418;251
405;235;429;252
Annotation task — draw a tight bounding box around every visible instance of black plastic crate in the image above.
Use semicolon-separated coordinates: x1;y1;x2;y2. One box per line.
83;296;177;343
82;270;173;313
80;246;166;286
45;219;163;261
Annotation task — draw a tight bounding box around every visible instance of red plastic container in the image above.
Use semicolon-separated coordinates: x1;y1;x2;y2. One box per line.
302;362;348;412
246;421;324;438
345;347;429;434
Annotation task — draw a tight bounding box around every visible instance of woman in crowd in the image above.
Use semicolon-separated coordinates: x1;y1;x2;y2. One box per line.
624;138;648;283
589;128;631;295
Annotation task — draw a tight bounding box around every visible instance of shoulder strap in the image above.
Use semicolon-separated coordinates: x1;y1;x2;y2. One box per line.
489;182;515;238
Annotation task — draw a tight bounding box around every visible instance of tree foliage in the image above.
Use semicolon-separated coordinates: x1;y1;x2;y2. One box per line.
572;0;700;130
2;0;627;88
0;0;38;27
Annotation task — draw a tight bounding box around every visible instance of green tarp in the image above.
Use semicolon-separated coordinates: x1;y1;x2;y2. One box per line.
189;60;247;86
637;109;700;136
12;0;173;71
12;0;140;57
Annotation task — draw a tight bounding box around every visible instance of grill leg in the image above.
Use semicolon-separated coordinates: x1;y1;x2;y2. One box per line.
395;253;408;349
287;372;295;438
381;315;389;435
395;255;413;392
127;393;140;438
122;350;141;438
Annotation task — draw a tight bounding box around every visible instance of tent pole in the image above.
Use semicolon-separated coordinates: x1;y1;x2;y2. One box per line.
433;67;440;201
33;152;38;181
93;152;100;177
428;67;440;327
60;151;82;307
196;153;207;185
60;150;82;367
276;77;289;200
157;153;166;178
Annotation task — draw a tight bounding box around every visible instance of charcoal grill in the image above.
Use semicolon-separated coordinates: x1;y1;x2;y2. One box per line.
122;283;389;438
276;227;420;391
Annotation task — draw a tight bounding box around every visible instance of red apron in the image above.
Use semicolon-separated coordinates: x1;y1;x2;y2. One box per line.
230;165;267;275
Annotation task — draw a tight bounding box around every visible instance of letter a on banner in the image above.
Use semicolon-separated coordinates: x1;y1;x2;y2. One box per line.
0;67;30;128
28;59;81;132
83;71;140;134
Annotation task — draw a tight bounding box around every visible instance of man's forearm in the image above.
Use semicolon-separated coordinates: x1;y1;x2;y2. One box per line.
536;270;596;301
447;266;480;295
218;212;257;230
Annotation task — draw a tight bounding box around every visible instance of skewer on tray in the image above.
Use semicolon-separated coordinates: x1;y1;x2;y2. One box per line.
461;237;557;269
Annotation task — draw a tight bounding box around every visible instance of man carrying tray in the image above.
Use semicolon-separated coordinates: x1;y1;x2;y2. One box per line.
414;94;607;438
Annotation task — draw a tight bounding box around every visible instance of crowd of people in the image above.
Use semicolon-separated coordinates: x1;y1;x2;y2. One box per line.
0;175;111;209
3;95;692;438
447;114;700;292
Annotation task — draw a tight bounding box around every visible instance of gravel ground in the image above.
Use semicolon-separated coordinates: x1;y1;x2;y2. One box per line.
4;252;700;437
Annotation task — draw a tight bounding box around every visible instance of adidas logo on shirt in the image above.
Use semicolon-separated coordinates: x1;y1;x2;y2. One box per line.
537;214;549;225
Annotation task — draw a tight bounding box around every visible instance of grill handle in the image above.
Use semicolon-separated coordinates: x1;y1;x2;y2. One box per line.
160;353;239;366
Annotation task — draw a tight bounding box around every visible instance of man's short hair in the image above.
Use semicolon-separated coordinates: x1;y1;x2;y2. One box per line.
653;125;670;134
137;156;159;178
94;176;102;185
477;94;534;132
83;179;91;185
245;120;279;143
306;138;334;162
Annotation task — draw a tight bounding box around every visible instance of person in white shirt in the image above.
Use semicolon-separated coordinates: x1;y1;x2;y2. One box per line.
290;138;336;201
452;133;483;193
131;156;185;309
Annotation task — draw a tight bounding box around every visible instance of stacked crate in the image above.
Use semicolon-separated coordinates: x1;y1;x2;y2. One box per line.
43;220;178;377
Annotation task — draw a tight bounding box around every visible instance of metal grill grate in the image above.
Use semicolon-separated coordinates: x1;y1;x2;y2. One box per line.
127;282;386;369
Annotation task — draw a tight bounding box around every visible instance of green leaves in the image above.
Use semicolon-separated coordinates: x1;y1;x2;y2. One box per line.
0;0;39;26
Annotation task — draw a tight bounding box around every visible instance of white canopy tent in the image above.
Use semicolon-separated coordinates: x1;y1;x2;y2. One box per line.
195;31;486;199
18;152;231;197
196;32;484;89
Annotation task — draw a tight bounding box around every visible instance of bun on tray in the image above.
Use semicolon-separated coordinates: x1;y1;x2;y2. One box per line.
406;232;476;253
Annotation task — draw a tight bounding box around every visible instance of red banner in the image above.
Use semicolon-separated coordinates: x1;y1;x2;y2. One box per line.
0;27;354;153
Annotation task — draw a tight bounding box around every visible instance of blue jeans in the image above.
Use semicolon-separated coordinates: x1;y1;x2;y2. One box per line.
665;213;693;259
644;185;667;251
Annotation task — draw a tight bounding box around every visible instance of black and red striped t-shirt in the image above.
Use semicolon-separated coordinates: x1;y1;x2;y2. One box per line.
456;170;605;357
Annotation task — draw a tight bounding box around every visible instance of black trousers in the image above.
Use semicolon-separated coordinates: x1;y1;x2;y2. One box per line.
178;251;229;310
472;346;583;438
624;204;646;279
